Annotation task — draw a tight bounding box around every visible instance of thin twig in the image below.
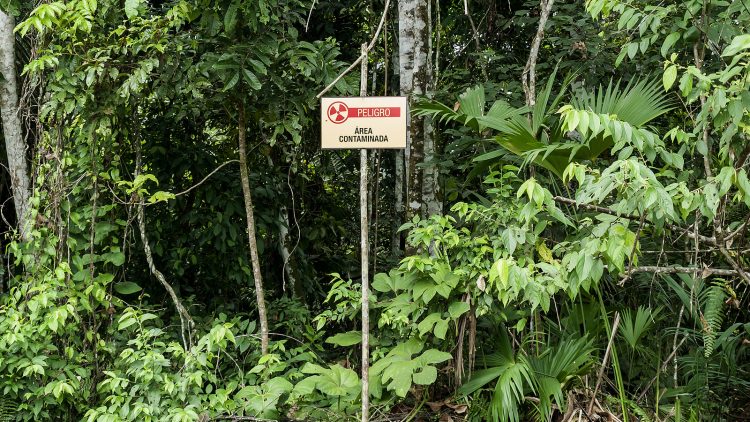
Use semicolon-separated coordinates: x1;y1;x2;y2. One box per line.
172;160;239;198
588;312;620;415
636;335;688;403
305;0;317;32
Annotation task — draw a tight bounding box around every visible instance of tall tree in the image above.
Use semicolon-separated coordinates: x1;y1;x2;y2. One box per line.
421;0;440;217
238;103;269;355
398;0;434;225
0;10;30;239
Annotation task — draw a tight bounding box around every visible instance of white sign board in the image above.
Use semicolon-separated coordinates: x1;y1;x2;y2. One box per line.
321;97;407;149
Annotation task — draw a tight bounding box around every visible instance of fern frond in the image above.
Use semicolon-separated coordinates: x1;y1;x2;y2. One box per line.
0;397;17;422
701;285;726;357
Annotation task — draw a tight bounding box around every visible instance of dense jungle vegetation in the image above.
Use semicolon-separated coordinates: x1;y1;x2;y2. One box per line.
0;0;749;420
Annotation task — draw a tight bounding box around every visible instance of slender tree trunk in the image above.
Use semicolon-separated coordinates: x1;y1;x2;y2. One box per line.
238;103;269;355
522;0;555;108
422;0;441;216
359;43;371;422
0;11;31;239
391;15;404;257
392;149;404;256
399;0;430;238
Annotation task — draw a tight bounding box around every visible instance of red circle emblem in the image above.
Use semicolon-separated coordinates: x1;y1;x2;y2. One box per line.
327;102;349;124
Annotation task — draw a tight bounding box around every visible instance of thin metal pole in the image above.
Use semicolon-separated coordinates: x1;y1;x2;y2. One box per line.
359;42;370;422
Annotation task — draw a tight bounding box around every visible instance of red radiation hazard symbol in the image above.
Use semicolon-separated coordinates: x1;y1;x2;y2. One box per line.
327;101;349;124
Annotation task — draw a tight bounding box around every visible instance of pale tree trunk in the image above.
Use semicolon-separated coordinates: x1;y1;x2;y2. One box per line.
399;0;430;229
0;11;31;240
522;0;555;108
391;35;404;257
421;0;441;217
238;103;269;355
359;43;370;422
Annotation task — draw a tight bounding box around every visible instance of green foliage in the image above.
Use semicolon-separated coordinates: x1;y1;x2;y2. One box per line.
416;74;670;178
459;329;592;422
701;285;726;358
369;339;452;398
2;0;750;420
619;306;660;351
291;363;360;416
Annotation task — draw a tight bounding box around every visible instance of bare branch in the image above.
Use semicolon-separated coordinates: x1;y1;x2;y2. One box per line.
552;196;717;245
629;265;740;277
588;312;620;415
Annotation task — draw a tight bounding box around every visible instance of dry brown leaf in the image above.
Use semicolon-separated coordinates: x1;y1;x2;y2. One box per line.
427;401;444;412
448;404;468;414
476;275;486;292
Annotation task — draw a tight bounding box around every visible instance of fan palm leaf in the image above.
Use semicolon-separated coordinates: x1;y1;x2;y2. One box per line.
413;73;670;179
571;77;672;127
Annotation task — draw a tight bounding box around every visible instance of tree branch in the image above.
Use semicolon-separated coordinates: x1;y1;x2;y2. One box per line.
588;311;620;415
552;196;717;245
629;265;740;277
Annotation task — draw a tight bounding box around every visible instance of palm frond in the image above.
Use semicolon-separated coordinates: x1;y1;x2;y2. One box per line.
571;77;671;127
619;306;661;350
459;328;532;422
531;65;576;134
526;337;593;421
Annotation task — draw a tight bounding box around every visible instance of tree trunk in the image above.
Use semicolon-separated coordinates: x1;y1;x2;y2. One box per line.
359;42;370;422
421;0;441;217
0;11;31;240
392;31;404;257
238;103;269;355
399;0;430;228
522;0;555;108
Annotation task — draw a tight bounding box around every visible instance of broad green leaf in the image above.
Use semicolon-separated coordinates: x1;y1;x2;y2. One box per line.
224;1;239;33
243;68;262;90
325;331;362;347
114;282;142;295
124;0;141;18
418;349;452;365
627;42;638;59
412;366;437;385
118;317;136;331
722;34;750;57
417;313;442;337
663;65;677;91
448;301;470;319
661;32;680;57
264;377;293;397
372;272;394;292
434;319;449;339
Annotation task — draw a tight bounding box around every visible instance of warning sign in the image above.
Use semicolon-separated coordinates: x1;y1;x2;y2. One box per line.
321;97;407;149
